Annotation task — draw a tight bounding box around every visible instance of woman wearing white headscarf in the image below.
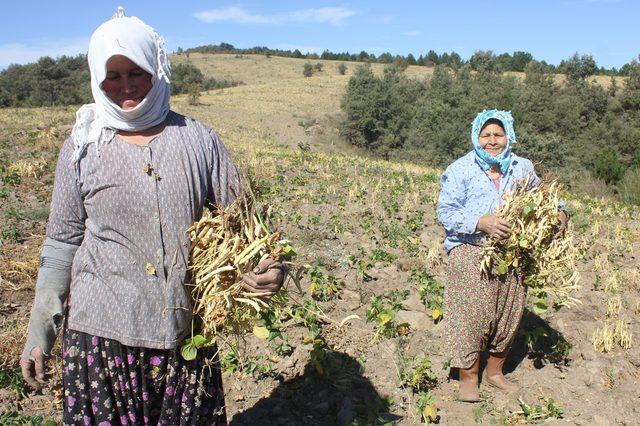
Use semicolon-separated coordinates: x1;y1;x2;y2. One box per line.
20;8;282;424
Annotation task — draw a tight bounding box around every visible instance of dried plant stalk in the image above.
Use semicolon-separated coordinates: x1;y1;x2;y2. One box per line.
480;176;580;311
8;158;47;178
592;323;614;353
187;189;292;340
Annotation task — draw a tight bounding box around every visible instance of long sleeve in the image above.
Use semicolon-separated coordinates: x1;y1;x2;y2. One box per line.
46;138;87;245
22;238;78;358
437;167;483;236
22;139;86;358
207;130;244;209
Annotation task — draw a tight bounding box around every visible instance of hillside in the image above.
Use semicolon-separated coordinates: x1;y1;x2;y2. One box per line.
0;54;639;425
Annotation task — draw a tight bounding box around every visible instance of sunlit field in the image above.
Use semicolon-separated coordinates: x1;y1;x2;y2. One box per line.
0;54;638;424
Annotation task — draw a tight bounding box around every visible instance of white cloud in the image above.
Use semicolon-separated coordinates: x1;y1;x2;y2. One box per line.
0;38;88;69
288;7;357;25
194;6;357;26
194;6;274;24
404;30;420;37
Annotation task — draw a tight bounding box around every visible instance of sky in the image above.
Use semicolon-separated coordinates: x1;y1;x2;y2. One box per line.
1;0;638;70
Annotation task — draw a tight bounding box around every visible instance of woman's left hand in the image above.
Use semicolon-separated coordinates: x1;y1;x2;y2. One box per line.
554;211;569;239
241;257;285;299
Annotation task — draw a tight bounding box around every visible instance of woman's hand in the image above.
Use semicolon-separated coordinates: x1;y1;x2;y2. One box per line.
477;215;512;240
20;346;46;390
241;257;285;300
554;210;569;239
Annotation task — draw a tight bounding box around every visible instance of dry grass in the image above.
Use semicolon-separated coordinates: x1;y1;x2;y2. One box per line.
0;319;28;368
171;53;435;86
9;158;47;178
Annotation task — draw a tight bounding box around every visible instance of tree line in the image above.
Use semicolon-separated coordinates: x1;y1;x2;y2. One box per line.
339;60;640;202
183;43;638;76
1;45;637;108
0;56;239;108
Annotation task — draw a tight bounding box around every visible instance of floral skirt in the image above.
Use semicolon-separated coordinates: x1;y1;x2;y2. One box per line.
62;328;226;425
443;244;526;369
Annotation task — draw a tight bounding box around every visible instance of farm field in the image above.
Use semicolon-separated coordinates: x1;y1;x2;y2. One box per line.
0;54;639;425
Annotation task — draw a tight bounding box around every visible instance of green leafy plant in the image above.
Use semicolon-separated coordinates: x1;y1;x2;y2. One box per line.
370;249;397;264
0;411;57;426
220;343;241;373
0;367;26;400
365;291;410;339
411;269;443;323
398;355;438;393
348;253;373;282
510;396;564;422
307;264;343;301
415;391;439;424
180;334;214;361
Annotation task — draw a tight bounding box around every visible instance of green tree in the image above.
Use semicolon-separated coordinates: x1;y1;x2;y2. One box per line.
594;148;626;184
620;61;640;111
171;62;204;95
469;50;498;73
511;51;533;72
560;53;598;82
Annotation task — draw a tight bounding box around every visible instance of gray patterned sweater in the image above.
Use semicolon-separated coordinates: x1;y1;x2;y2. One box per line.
43;111;242;349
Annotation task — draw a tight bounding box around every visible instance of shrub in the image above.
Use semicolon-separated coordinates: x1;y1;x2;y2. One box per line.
619;167;640;205
303;63;314;77
187;84;201;105
171;63;205;95
338;63;347;75
593;148;626;184
314;62;324;72
172;62;242;96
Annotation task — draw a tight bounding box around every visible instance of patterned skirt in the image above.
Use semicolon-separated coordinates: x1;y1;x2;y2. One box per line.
62;328;227;425
443;244;526;369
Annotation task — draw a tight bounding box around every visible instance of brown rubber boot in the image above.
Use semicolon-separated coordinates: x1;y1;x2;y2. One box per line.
483;351;519;392
458;357;480;402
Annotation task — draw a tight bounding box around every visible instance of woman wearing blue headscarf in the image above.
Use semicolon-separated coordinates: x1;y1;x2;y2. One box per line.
436;110;568;402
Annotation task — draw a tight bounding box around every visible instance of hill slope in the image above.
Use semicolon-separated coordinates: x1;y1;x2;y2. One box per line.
0;54;639;424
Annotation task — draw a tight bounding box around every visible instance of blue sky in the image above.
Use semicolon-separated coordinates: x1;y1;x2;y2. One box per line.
1;0;637;69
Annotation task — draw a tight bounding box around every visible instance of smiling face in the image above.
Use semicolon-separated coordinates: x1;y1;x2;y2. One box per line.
101;55;153;110
478;121;507;157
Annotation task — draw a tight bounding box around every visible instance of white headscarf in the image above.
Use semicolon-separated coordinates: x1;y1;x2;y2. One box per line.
71;7;171;162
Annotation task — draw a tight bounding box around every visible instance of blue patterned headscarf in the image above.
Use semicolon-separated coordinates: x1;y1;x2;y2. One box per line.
471;109;516;174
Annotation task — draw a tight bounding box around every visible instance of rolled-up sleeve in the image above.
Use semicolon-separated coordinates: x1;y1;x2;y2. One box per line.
437;167;482;235
46;139;86;246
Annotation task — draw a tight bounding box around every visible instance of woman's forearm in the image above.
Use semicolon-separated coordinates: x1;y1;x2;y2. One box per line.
21;238;79;358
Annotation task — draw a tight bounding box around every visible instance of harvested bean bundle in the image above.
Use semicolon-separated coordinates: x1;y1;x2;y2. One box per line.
182;190;294;360
480;176;580;312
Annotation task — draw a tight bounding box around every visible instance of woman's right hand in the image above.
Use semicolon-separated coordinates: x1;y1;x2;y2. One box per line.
20;346;46;389
477;215;512;240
